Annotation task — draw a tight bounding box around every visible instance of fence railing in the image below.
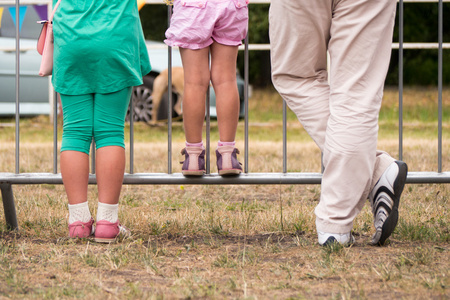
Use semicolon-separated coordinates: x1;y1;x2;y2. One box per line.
0;0;449;230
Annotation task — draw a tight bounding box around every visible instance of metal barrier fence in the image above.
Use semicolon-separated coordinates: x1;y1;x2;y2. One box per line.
0;0;449;230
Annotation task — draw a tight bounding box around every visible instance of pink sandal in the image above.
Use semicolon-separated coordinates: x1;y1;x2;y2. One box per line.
68;218;94;238
94;220;130;243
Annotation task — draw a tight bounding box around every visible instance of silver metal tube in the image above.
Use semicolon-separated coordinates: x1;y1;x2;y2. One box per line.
0;184;19;230
3;172;450;185
15;0;20;174
130;94;134;174
91;139;95;174
168;6;173;174
398;0;404;161
438;0;443;172
244;34;249;173
53;91;58;174
206;58;211;175
283;100;287;174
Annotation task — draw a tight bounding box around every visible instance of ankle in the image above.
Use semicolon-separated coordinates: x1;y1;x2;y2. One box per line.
68;202;92;224
97;202;119;223
218;140;235;147
186;141;204;148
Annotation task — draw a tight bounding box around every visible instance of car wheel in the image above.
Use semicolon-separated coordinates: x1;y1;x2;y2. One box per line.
127;75;180;122
127;76;154;122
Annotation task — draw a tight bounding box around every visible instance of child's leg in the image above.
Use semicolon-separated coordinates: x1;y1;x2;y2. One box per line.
179;47;211;143
60;93;95;237
92;88;132;242
210;42;240;143
93;87;132;207
60;93;94;205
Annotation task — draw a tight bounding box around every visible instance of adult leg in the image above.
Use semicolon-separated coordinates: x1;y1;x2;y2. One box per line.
179;47;211;143
316;0;398;234
269;0;332;150
210;42;240;142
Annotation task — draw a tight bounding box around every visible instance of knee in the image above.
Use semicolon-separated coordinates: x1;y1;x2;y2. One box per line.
211;69;236;88
61;121;93;154
94;122;125;149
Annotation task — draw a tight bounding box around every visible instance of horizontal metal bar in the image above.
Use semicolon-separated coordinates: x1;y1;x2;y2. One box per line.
3;0;450;4
4;42;449;53
392;43;450;49
1;172;450;185
238;43;450;51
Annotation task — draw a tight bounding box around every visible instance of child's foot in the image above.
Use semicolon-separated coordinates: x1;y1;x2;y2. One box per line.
216;145;242;176
180;146;206;176
94;220;130;243
68;218;94;238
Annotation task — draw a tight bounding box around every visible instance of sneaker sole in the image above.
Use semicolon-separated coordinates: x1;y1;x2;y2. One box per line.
378;161;408;245
320;235;355;247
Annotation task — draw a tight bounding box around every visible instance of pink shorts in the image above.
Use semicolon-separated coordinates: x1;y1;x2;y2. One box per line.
165;0;249;50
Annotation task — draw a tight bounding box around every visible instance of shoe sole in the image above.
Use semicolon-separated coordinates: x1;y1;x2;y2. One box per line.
182;170;205;176
94;237;116;243
218;169;242;176
320;235;355;247
378;161;408;245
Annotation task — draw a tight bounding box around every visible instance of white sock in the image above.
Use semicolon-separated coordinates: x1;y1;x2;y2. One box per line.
68;202;92;224
97;202;119;223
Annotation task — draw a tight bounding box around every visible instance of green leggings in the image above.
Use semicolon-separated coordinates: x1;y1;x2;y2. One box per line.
60;87;132;154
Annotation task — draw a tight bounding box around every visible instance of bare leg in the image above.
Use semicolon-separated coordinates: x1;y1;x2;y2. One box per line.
210;42;240;142
96;146;125;205
179;47;211;143
60;150;89;205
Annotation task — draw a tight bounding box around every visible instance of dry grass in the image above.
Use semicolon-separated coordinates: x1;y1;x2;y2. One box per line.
0;87;449;299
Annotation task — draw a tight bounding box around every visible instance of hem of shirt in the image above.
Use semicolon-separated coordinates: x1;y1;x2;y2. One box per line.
53;72;151;96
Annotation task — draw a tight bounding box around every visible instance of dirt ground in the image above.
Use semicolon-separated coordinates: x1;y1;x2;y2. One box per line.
0;228;448;299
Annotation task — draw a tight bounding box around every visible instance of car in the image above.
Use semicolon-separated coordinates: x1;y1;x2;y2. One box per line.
0;3;245;121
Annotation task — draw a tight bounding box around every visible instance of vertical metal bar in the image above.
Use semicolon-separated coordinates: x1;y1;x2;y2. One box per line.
244;34;249;174
53;91;58;174
91;139;95;174
282;100;287;174
168;6;173;174
0;184;19;230
130;94;134;174
15;0;20;174
438;0;443;172
206;54;211;175
398;0;404;161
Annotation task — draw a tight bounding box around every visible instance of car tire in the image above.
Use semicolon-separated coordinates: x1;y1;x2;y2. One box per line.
127;75;180;122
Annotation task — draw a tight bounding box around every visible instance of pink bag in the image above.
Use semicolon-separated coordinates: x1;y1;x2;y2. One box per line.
37;0;62;77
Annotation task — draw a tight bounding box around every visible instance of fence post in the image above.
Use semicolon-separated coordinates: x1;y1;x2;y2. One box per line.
0;184;19;230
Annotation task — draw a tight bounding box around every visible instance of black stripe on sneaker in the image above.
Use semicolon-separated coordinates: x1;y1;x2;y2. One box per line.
373;186;395;207
375;200;392;215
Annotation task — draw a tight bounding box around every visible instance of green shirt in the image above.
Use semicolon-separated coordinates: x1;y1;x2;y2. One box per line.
52;0;151;95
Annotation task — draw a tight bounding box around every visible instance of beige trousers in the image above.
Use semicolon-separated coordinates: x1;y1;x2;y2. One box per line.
269;0;397;233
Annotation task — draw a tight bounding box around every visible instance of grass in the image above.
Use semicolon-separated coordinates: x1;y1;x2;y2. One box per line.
0;86;449;298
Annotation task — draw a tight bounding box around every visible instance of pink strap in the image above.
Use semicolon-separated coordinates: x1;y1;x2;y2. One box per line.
49;0;62;22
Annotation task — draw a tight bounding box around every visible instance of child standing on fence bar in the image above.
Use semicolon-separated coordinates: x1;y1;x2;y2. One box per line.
52;0;151;241
269;0;408;246
164;0;248;176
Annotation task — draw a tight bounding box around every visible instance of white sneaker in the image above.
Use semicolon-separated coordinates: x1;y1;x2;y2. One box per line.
369;160;408;245
318;231;355;247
